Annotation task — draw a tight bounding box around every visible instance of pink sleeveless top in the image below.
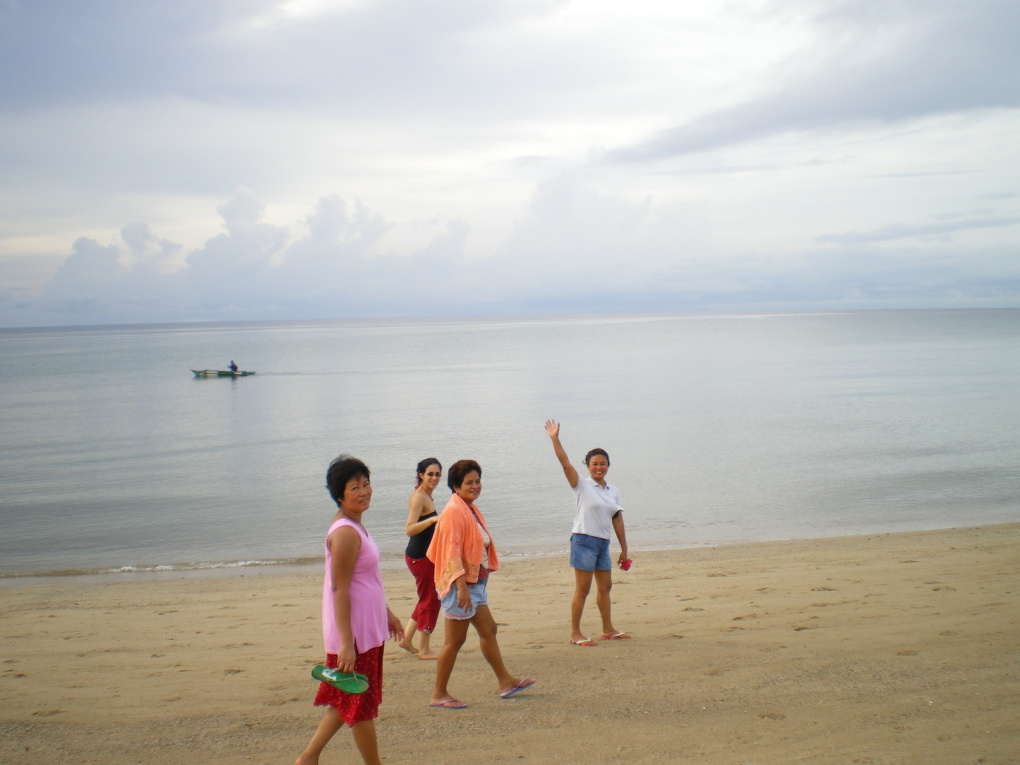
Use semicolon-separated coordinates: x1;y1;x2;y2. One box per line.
321;518;389;654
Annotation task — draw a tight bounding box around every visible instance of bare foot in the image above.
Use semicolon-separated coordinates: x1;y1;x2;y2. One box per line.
295;754;318;765
397;639;419;655
416;651;439;660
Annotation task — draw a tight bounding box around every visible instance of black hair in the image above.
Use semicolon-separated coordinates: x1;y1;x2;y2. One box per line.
415;457;442;487
447;459;482;491
584;448;610;466
325;454;370;506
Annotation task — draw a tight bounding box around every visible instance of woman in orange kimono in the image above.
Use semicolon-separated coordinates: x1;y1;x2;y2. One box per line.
425;459;535;710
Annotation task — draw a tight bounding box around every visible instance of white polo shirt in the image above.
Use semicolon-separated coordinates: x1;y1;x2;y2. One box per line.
571;476;623;540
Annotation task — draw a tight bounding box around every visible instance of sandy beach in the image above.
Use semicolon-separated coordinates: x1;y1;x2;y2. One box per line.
2;524;1018;764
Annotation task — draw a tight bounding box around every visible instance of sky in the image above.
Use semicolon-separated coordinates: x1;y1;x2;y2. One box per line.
1;0;1018;327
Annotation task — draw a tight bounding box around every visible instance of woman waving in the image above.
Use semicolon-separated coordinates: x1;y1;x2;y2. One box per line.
545;420;630;646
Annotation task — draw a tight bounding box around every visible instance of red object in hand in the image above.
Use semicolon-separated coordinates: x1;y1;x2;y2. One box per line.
620;559;632;571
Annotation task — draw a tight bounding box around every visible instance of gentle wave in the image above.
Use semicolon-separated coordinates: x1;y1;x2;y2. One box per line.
0;548;567;581
0;541;717;583
0;556;319;580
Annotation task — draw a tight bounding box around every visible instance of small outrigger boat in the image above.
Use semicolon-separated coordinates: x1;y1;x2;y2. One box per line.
191;369;256;378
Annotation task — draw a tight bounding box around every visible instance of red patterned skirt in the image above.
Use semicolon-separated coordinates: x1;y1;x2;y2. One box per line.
313;645;384;726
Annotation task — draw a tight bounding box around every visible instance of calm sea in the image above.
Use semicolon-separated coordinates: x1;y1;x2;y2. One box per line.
1;310;1018;582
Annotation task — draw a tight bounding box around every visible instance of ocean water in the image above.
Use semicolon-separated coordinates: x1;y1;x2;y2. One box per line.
1;310;1018;581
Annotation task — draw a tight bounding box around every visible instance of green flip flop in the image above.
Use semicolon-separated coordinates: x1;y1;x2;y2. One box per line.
311;665;370;694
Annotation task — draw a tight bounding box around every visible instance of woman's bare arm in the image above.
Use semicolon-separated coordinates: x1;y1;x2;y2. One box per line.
404;490;438;536
328;525;361;671
544;419;579;488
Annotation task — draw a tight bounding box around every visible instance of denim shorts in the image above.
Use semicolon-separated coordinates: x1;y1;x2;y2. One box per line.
440;578;488;620
570;533;611;571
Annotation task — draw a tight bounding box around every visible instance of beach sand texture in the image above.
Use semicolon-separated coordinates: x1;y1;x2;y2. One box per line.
2;524;1018;764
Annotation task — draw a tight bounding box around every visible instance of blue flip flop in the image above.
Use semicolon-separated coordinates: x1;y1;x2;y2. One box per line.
499;678;536;699
430;698;467;709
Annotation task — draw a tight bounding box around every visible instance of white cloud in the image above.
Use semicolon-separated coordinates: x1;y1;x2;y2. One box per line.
609;0;1020;160
818;216;1020;246
3;173;1014;327
1;0;1018;326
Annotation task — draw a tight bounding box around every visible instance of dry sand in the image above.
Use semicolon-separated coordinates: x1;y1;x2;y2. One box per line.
2;524;1018;764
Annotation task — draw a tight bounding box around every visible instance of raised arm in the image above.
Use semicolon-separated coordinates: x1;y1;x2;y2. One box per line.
544;419;579;488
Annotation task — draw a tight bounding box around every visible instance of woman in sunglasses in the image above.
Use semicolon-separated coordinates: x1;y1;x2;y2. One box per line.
398;457;443;659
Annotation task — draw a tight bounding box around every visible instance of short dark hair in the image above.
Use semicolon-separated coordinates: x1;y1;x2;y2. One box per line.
584;448;610;466
325;454;370;506
415;457;442;487
447;459;481;491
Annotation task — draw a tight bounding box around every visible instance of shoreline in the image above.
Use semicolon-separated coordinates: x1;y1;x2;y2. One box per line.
2;523;1018;764
3;519;1014;587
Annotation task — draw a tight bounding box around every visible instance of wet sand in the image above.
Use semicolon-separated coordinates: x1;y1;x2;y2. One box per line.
2;524;1018;764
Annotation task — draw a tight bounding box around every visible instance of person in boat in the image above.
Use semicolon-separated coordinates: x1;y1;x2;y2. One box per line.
399;458;443;659
296;455;403;765
426;459;535;709
229;360;238;372
544;420;631;646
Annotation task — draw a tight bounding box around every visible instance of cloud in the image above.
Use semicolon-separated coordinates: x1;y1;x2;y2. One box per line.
1;2;1018;327
496;172;712;295
0;0;579;117
36;234;189;320
6;176;1016;328
23;186;469;323
818;216;1020;245
609;0;1020;161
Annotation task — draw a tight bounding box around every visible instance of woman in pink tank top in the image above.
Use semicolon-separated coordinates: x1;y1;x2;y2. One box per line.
296;455;403;765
